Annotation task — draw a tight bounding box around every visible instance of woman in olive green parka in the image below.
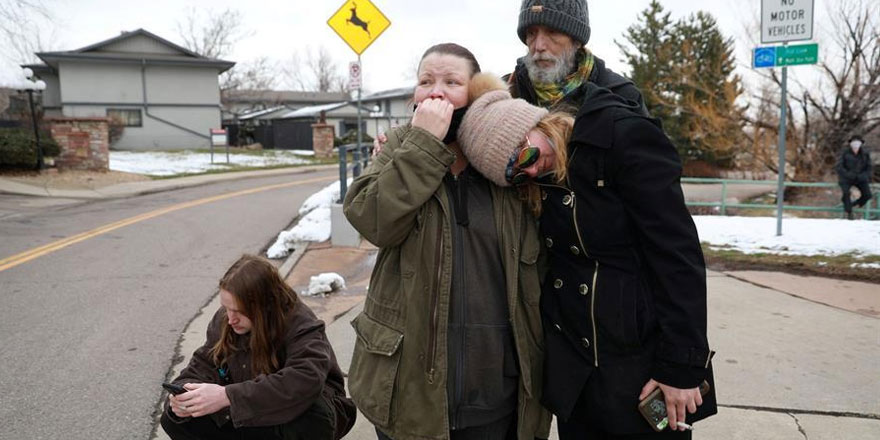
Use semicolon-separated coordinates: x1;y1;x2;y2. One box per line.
343;43;551;440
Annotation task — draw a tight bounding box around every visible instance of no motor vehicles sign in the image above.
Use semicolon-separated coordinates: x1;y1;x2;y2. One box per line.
762;0;814;43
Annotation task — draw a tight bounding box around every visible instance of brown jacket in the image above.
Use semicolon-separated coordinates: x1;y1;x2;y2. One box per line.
165;302;355;438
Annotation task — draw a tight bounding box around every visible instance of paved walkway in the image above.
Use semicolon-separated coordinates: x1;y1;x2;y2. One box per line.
152;238;880;440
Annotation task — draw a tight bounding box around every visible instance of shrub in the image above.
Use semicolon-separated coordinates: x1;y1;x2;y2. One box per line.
0;128;60;168
108;116;126;146
682;159;721;178
334;128;373;147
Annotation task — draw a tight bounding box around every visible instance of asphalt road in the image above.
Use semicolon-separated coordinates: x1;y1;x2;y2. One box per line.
0;168;337;440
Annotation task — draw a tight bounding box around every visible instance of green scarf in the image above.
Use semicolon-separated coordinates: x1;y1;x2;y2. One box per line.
532;48;595;107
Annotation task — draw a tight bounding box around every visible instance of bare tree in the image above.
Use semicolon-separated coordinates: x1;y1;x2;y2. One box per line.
281;46;347;93
176;7;281;109
221;56;278;93
0;0;57;65
742;0;880;180
176;7;250;59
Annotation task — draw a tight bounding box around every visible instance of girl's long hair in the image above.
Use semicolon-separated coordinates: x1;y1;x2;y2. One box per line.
211;254;299;376
521;112;573;216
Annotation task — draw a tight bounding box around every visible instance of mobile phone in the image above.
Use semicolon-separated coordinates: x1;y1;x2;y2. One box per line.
162;382;187;395
638;381;710;432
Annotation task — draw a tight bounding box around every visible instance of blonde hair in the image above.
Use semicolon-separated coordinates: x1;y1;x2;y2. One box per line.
520;112;573;216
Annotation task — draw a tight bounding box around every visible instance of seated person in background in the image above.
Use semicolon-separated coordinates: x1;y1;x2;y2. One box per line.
160;254;356;440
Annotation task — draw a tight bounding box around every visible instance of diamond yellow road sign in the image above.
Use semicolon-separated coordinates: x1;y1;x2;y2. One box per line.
327;0;391;55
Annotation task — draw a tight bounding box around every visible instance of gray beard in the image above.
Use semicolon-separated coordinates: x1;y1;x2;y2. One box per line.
524;47;577;84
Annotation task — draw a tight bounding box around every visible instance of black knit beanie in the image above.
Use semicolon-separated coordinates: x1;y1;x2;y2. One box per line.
517;0;590;45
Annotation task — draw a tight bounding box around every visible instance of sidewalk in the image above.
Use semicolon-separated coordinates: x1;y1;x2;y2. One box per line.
152;237;879;439
0;165;336;199
316;247;880;439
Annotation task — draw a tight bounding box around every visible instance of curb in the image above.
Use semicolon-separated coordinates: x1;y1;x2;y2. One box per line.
0;164;337;200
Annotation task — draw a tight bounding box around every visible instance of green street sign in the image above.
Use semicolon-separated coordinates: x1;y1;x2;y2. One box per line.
776;43;818;67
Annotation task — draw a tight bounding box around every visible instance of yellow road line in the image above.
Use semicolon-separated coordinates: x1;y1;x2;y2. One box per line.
0;175;335;273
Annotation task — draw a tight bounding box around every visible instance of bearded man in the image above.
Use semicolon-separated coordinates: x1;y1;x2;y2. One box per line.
508;0;647;115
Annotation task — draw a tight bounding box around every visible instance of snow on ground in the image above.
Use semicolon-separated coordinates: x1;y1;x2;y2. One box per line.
694;216;880;257
306;272;346;296
266;179;350;259
268;180;880;262
109;150;311;176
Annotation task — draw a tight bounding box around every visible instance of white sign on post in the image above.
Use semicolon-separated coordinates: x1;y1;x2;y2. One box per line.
761;0;814;43
348;61;362;91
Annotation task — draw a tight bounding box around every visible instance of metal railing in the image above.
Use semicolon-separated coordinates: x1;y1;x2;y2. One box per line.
337;143;371;203
682;177;880;220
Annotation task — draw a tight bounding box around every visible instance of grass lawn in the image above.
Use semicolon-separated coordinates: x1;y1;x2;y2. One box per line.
703;245;880;283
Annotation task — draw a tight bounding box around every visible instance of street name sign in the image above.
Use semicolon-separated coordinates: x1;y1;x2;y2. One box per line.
776;43;818;66
762;0;814;43
328;0;391;55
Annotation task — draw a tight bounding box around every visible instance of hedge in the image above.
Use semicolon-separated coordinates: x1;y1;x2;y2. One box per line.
0;128;60;168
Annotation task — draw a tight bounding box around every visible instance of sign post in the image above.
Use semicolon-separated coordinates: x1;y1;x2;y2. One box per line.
350;60;363;176
328;0;390;197
758;0;814;236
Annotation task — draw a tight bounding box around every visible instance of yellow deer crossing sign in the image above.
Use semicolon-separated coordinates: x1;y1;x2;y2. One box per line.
327;0;391;55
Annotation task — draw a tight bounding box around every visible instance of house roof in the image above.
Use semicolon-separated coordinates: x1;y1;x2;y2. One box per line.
280;102;350;119
224;90;351;104
362;86;414;101
32;28;235;73
237;106;288;121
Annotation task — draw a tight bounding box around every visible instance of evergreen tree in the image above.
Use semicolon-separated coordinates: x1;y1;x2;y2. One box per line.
617;1;745;168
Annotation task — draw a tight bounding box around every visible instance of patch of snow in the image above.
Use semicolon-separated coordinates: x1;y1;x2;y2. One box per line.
266;179;351;259
306;272;346;296
109;150;310;176
817;261;828;267
850;262;880;269
694;216;880;257
289;150;315;156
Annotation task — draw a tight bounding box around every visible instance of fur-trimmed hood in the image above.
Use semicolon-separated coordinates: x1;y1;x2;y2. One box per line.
468;73;510;104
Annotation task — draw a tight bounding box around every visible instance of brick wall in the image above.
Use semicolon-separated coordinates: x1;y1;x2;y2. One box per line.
312;123;335;158
47;117;110;171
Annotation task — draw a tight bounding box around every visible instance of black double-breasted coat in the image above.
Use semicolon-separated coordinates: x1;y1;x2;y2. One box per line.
536;83;717;434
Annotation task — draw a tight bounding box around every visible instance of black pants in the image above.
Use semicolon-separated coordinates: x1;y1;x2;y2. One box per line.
840;180;873;213
160;396;336;440
376;412;516;440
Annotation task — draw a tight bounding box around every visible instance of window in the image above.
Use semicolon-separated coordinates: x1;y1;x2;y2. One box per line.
107;108;142;127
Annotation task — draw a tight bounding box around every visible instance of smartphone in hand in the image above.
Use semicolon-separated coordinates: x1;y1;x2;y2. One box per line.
638;381;710;431
162;382;187;395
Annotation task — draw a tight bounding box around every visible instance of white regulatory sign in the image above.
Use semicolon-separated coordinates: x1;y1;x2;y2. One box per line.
761;0;814;44
349;61;362;91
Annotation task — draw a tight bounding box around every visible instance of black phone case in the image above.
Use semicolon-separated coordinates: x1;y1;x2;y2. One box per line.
162;382;187;395
638;381;711;431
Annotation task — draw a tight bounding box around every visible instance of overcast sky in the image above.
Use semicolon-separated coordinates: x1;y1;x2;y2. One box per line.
1;0;833;95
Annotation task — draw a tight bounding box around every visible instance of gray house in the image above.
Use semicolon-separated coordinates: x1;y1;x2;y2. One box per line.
24;29;234;150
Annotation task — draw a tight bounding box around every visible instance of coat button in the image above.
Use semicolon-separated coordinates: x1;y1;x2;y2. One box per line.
582;338;590;348
545;237;553;248
541;190;548;200
554;323;562;332
579;284;589;295
553;279;563;289
562;194;573;206
570;245;580;255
